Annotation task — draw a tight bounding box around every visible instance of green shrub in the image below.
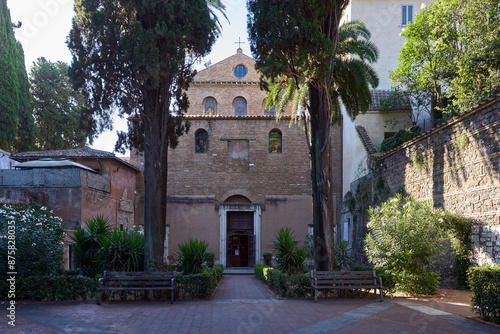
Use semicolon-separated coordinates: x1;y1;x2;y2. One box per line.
254;263;271;280
148;257;177;272
272;227;306;274
176;264;224;299
71;215;111;277
0;275;97;301
334;240;354;270
468;265;500;323
379;126;421;152
98;227;144;272
263;268;309;298
0;203;64;277
262;251;273;266
175;238;212;274
365;194;447;295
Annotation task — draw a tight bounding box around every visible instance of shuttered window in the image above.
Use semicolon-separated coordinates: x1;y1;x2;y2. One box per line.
401;5;414;26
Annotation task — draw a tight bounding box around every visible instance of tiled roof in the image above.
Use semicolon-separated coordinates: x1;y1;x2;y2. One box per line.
12;146;140;172
13;146;114;159
368;89;411;111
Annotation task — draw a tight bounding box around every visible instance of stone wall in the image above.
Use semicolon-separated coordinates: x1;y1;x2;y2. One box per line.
372;95;500;265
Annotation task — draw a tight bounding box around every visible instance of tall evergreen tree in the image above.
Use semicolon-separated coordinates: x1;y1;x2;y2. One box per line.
0;0;35;152
68;0;222;267
30;58;87;150
248;1;378;270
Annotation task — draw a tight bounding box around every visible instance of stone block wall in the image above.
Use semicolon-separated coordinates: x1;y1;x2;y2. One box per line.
373;95;500;265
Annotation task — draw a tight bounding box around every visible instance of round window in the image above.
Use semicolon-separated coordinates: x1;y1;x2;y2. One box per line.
234;65;247;78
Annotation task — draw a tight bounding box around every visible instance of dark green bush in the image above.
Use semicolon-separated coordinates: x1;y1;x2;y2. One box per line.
176;264;224;299
262;268;309;298
379;126;421;152
98;227;144;272
468;265;500;323
0;275;97;301
176;238;211;274
262;251;273;266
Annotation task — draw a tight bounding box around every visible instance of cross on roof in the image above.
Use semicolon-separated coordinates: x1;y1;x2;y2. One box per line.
235;37;245;49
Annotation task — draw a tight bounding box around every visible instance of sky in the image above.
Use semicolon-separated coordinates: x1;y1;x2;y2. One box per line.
7;0;251;156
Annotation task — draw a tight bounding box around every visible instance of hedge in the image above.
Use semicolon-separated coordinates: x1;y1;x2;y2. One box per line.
468;265;500;323
0;275;97;301
0;264;224;302
254;265;310;298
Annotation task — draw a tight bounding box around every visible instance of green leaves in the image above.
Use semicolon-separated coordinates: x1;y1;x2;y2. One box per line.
365;195;447;295
175;238;211;275
272;227;306;275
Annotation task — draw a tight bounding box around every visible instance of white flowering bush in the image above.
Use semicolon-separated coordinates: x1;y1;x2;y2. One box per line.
0;203;64;277
365;194;447;295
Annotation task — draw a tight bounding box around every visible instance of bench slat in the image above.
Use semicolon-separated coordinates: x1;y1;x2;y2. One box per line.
314;271;374;275
105;271;175;276
106;276;174;281
105;282;174;287
313;279;375;285
313;285;380;290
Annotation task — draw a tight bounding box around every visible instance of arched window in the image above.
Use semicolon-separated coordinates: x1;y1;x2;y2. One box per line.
203;97;217;115
269;129;282;153
195;129;208;153
234;97;247;116
263;99;276;116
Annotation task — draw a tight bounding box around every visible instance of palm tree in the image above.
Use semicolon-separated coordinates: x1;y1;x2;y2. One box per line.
266;20;379;123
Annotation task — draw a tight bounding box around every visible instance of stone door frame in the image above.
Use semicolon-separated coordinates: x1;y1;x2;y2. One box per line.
219;203;261;267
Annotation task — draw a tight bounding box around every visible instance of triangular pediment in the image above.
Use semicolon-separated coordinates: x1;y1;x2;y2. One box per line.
194;50;260;83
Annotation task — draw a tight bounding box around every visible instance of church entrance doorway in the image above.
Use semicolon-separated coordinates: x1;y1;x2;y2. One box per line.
226;211;255;268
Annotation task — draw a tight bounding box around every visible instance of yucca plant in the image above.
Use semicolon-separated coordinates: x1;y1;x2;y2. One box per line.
71;215;111;277
98;228;144;272
175;239;210;274
334;240;354;271
272;227;306;275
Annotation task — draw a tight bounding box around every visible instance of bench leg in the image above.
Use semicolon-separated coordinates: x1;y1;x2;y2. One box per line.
96;290;101;305
379;288;383;302
314;289;318;303
171;289;174;304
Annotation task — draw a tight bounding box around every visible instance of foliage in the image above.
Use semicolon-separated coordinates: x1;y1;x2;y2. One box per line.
441;212;472;289
0;203;64;277
344;191;356;213
248;0;371;271
413;150;425;169
379;126;422;152
263;268;310;298
0;274;97;301
68;0;224;266
334;240;354;270
262;251;273;266
0;0;35;152
468;265;500;324
379;88;429;126
175;264;224;299
365;194;447;295
254;263;271;281
390;0;500;124
98;227;145;272
148;257;176;272
71;215;111;277
303;234;314;269
272;227;306;275
29;58;89;150
175;238;211;275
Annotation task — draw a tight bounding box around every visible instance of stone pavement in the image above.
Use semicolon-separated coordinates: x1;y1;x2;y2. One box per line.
1;275;498;334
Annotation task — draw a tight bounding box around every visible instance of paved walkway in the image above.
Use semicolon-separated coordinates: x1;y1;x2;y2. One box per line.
1;275;498;333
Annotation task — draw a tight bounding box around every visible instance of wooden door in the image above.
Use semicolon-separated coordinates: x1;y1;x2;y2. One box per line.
227;211;254;267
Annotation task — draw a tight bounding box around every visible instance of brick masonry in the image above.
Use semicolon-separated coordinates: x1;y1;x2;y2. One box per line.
370;95;500;265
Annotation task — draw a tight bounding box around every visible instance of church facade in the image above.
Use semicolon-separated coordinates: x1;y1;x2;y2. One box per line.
162;49;341;267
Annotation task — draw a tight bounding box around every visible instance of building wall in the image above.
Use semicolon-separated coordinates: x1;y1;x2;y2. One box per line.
346;0;432;91
374;96;500;264
166;117;316;263
341;0;433;197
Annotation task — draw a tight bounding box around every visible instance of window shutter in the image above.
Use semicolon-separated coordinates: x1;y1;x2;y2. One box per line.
401;5;407;26
408;5;413;24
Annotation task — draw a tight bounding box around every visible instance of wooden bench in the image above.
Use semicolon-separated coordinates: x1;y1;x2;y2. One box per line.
97;271;176;305
310;270;383;302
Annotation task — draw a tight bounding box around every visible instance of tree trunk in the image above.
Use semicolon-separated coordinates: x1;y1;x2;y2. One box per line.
309;84;333;271
142;83;170;269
